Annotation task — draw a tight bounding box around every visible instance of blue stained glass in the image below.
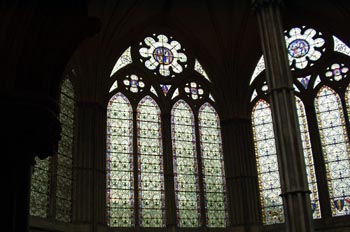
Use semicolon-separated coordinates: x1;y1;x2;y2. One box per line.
153;47;174;64
288;39;310;58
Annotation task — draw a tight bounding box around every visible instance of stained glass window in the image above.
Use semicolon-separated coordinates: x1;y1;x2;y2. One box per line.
106;93;134;227
139;34;187;77
198;103;227;227
194;59;210;82
110;47;132;77
107;33;227;229
30;157;50;218
315;86;350;216
184;82;204;100
325;63;349;81
171;100;201;227
285;27;325;69
30;79;75;221
252;100;284;225
137;96;165;227
55;79;75;222
295;97;321;219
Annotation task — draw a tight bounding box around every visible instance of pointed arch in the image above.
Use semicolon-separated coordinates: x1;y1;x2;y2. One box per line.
136;96;165;227
251;99;284;225
106;92;134;227
315;86;350;216
198;103;227;227
171;100;201;227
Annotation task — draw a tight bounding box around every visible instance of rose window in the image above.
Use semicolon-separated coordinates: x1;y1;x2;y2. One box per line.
325;63;349;81
123;74;145;93
285;27;325;69
139;34;187;77
184;82;204;100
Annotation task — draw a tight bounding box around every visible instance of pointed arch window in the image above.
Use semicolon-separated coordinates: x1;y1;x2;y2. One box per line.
315;86;350;216
107;33;228;229
30;78;75;222
198;103;227;227
250;25;350;224
252;100;284;225
137;96;165;227
172;100;201;227
106;93;134;227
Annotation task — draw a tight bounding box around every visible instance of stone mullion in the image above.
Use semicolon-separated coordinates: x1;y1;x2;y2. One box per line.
132;109;140;228
161;112;177;231
72;102;107;231
194;112;207;230
304;104;332;219
221;118;261;231
254;0;314;231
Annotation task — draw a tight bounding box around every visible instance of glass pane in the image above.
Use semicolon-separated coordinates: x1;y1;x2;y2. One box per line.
295;97;321;219
30;156;51;218
198;103;227;227
315;86;350;216
137;96;165;227
252;100;285;225
171;100;201;227
107;93;134;227
55;79;74;222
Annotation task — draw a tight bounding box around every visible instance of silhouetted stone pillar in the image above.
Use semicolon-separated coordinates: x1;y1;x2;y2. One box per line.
221;118;261;232
161;112;177;232
5;100;61;232
72;102;107;232
253;0;314;231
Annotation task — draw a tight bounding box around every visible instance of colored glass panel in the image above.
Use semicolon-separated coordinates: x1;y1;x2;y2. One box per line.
288;39;310;58
194;59;210;82
137;96;165;227
172;100;201;227
252;100;284;225
107;93;134;227
296;97;321;219
139;34;187;77
315;86;350;216
110;47;132;77
198;103;227;227
30;156;51;218
56;79;74;222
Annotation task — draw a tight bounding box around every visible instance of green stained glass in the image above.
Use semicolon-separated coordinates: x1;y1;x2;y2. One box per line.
107;93;134;227
315;86;350;216
30;156;51;218
137;96;165;227
252;100;285;225
172;100;201;227
198;103;227;227
56;79;75;222
295;97;321;219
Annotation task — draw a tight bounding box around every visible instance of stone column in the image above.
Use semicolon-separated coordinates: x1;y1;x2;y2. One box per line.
221;118;261;232
72;102;107;232
253;0;314;231
161;112;177;232
5;100;61;232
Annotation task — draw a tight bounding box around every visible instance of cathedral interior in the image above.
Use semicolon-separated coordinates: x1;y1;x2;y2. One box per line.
4;0;350;232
